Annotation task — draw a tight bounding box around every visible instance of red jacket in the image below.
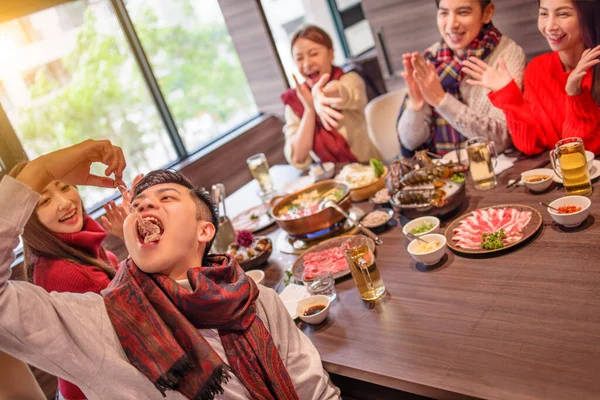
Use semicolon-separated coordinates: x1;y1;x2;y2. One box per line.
33;216;118;400
488;51;600;155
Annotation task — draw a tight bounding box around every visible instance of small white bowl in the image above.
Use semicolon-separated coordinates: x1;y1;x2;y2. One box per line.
309;162;335;181
407;233;447;265
586;151;595;171
547;196;591;228
296;295;330;325
246;269;265;285
402;216;440;237
521;168;553;192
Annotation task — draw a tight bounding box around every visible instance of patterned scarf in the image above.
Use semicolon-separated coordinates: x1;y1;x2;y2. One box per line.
281;66;359;163
399;23;502;156
102;254;298;400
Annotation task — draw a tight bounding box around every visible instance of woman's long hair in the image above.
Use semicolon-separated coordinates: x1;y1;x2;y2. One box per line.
572;0;600;104
9;163;116;282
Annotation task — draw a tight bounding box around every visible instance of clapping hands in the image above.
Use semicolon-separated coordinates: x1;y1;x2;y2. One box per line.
401;52;446;109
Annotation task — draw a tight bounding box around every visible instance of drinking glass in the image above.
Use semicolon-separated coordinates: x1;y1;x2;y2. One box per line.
247;153;274;195
303;271;337;302
550;137;592;196
341;236;385;301
466;137;497;190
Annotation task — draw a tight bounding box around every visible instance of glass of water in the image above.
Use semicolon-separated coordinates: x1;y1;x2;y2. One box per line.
303;271;337;302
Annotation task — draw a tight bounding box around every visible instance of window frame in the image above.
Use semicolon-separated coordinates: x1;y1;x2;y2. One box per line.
326;0;373;58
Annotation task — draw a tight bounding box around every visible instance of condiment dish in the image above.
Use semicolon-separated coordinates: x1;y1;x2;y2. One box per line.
407;233;447;265
297;295;330;325
245;269;265;285
309;162;335;181
547;196;591;228
402;216;440;237
359;208;394;233
521;168;553;192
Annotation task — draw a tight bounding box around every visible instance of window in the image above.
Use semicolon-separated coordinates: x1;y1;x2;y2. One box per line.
328;0;375;58
0;0;257;211
124;0;257;152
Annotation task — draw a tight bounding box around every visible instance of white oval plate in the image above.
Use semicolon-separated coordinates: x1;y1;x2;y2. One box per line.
552;159;600;184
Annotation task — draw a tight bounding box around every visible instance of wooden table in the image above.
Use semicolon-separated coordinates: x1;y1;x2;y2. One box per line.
226;156;600;400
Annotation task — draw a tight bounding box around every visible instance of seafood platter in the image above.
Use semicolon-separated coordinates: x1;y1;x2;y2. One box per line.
387;151;468;218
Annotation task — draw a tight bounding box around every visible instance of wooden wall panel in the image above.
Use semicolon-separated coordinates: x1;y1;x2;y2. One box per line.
217;0;289;118
363;0;548;84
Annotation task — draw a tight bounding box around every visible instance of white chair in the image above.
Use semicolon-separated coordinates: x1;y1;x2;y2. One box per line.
365;89;406;163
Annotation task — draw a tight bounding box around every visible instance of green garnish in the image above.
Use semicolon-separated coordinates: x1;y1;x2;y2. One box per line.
451;172;466;183
250;214;258;220
370;158;385;178
481;229;507;250
283;270;293;287
410;221;435;235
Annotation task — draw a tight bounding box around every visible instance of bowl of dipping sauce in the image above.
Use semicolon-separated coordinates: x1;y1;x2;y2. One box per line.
547;196;591;228
521;168;553;192
359;208;394;232
402;216;440;238
407;233;447;265
297;295;331;325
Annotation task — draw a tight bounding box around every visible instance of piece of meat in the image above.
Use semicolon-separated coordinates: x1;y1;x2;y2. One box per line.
136;215;162;243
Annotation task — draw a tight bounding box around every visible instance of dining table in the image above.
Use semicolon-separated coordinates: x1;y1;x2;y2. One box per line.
224;152;600;400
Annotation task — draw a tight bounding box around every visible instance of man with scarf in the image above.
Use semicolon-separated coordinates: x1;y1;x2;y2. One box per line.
397;0;526;156
0;139;341;399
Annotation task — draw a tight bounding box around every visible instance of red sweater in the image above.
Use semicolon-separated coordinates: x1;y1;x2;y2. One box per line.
33;216;118;400
488;51;600;155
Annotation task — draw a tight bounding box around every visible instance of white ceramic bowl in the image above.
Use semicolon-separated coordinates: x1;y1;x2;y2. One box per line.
547;196;591;228
309;162;335;181
586;151;595;171
402;216;440;237
521;168;554;192
407;233;447;266
246;269;265;285
296;295;330;325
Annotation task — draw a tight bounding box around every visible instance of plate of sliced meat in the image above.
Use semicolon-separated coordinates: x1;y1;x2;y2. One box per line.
231;203;274;233
444;205;542;255
292;235;375;281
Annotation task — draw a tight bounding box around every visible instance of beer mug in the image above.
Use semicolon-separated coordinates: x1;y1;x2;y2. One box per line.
247;153;274;195
466;137;498;191
550;137;592;196
341;236;385;301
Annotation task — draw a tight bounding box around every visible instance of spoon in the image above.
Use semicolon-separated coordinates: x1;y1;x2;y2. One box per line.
320;200;383;245
406;232;429;244
540;202;560;212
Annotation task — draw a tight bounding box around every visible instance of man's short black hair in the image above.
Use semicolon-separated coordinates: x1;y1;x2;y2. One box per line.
435;0;492;9
132;170;219;262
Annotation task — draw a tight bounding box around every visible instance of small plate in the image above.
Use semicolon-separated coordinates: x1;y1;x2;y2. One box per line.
231;203;274;233
359;208;394;232
279;283;310;319
552;159;600;184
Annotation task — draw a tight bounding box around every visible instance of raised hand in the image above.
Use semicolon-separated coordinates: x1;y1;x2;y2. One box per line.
293;74;314;111
411;53;446;107
401;52;425;110
100;173;143;240
16;139;126;193
311;74;344;131
463;57;513;92
565;45;600;96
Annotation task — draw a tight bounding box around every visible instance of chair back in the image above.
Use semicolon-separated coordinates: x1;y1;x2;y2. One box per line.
365;89;406;163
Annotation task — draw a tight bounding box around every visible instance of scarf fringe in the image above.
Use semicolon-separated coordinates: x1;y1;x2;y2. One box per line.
155;356;194;395
194;364;232;400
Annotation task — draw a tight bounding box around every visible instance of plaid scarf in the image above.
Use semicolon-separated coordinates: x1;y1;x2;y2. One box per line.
281;66;359;163
399;23;502;156
102;255;299;400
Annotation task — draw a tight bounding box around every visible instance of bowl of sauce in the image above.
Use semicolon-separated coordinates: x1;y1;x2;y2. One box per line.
296;295;331;325
547;196;591;227
521;168;553;192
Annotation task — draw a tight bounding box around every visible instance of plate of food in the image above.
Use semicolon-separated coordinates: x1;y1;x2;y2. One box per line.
444;204;542;255
231;203;274;233
226;231;272;270
336;159;388;201
292;235;375;281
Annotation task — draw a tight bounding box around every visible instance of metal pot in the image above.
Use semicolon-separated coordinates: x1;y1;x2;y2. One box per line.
271;180;351;236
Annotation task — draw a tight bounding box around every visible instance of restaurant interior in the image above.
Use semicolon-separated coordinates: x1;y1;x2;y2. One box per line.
1;0;600;399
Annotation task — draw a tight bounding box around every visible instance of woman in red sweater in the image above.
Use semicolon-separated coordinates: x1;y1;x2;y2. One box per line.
8;164;135;400
462;0;600;155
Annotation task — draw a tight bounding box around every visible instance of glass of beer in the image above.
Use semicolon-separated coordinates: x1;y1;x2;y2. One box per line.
466;137;498;190
550;137;592;196
342;236;385;301
247;153;274;195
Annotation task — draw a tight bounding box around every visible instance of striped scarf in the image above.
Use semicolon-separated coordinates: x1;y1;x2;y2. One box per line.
102;255;298;400
399;23;502;156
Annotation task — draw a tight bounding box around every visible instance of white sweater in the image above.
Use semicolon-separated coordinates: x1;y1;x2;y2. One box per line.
397;35;526;154
0;176;341;400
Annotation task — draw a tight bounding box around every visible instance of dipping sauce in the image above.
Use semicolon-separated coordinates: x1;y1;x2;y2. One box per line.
303;305;326;316
524;175;550;183
361;210;392;228
412;241;442;254
557;205;582;214
410;221;435;235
